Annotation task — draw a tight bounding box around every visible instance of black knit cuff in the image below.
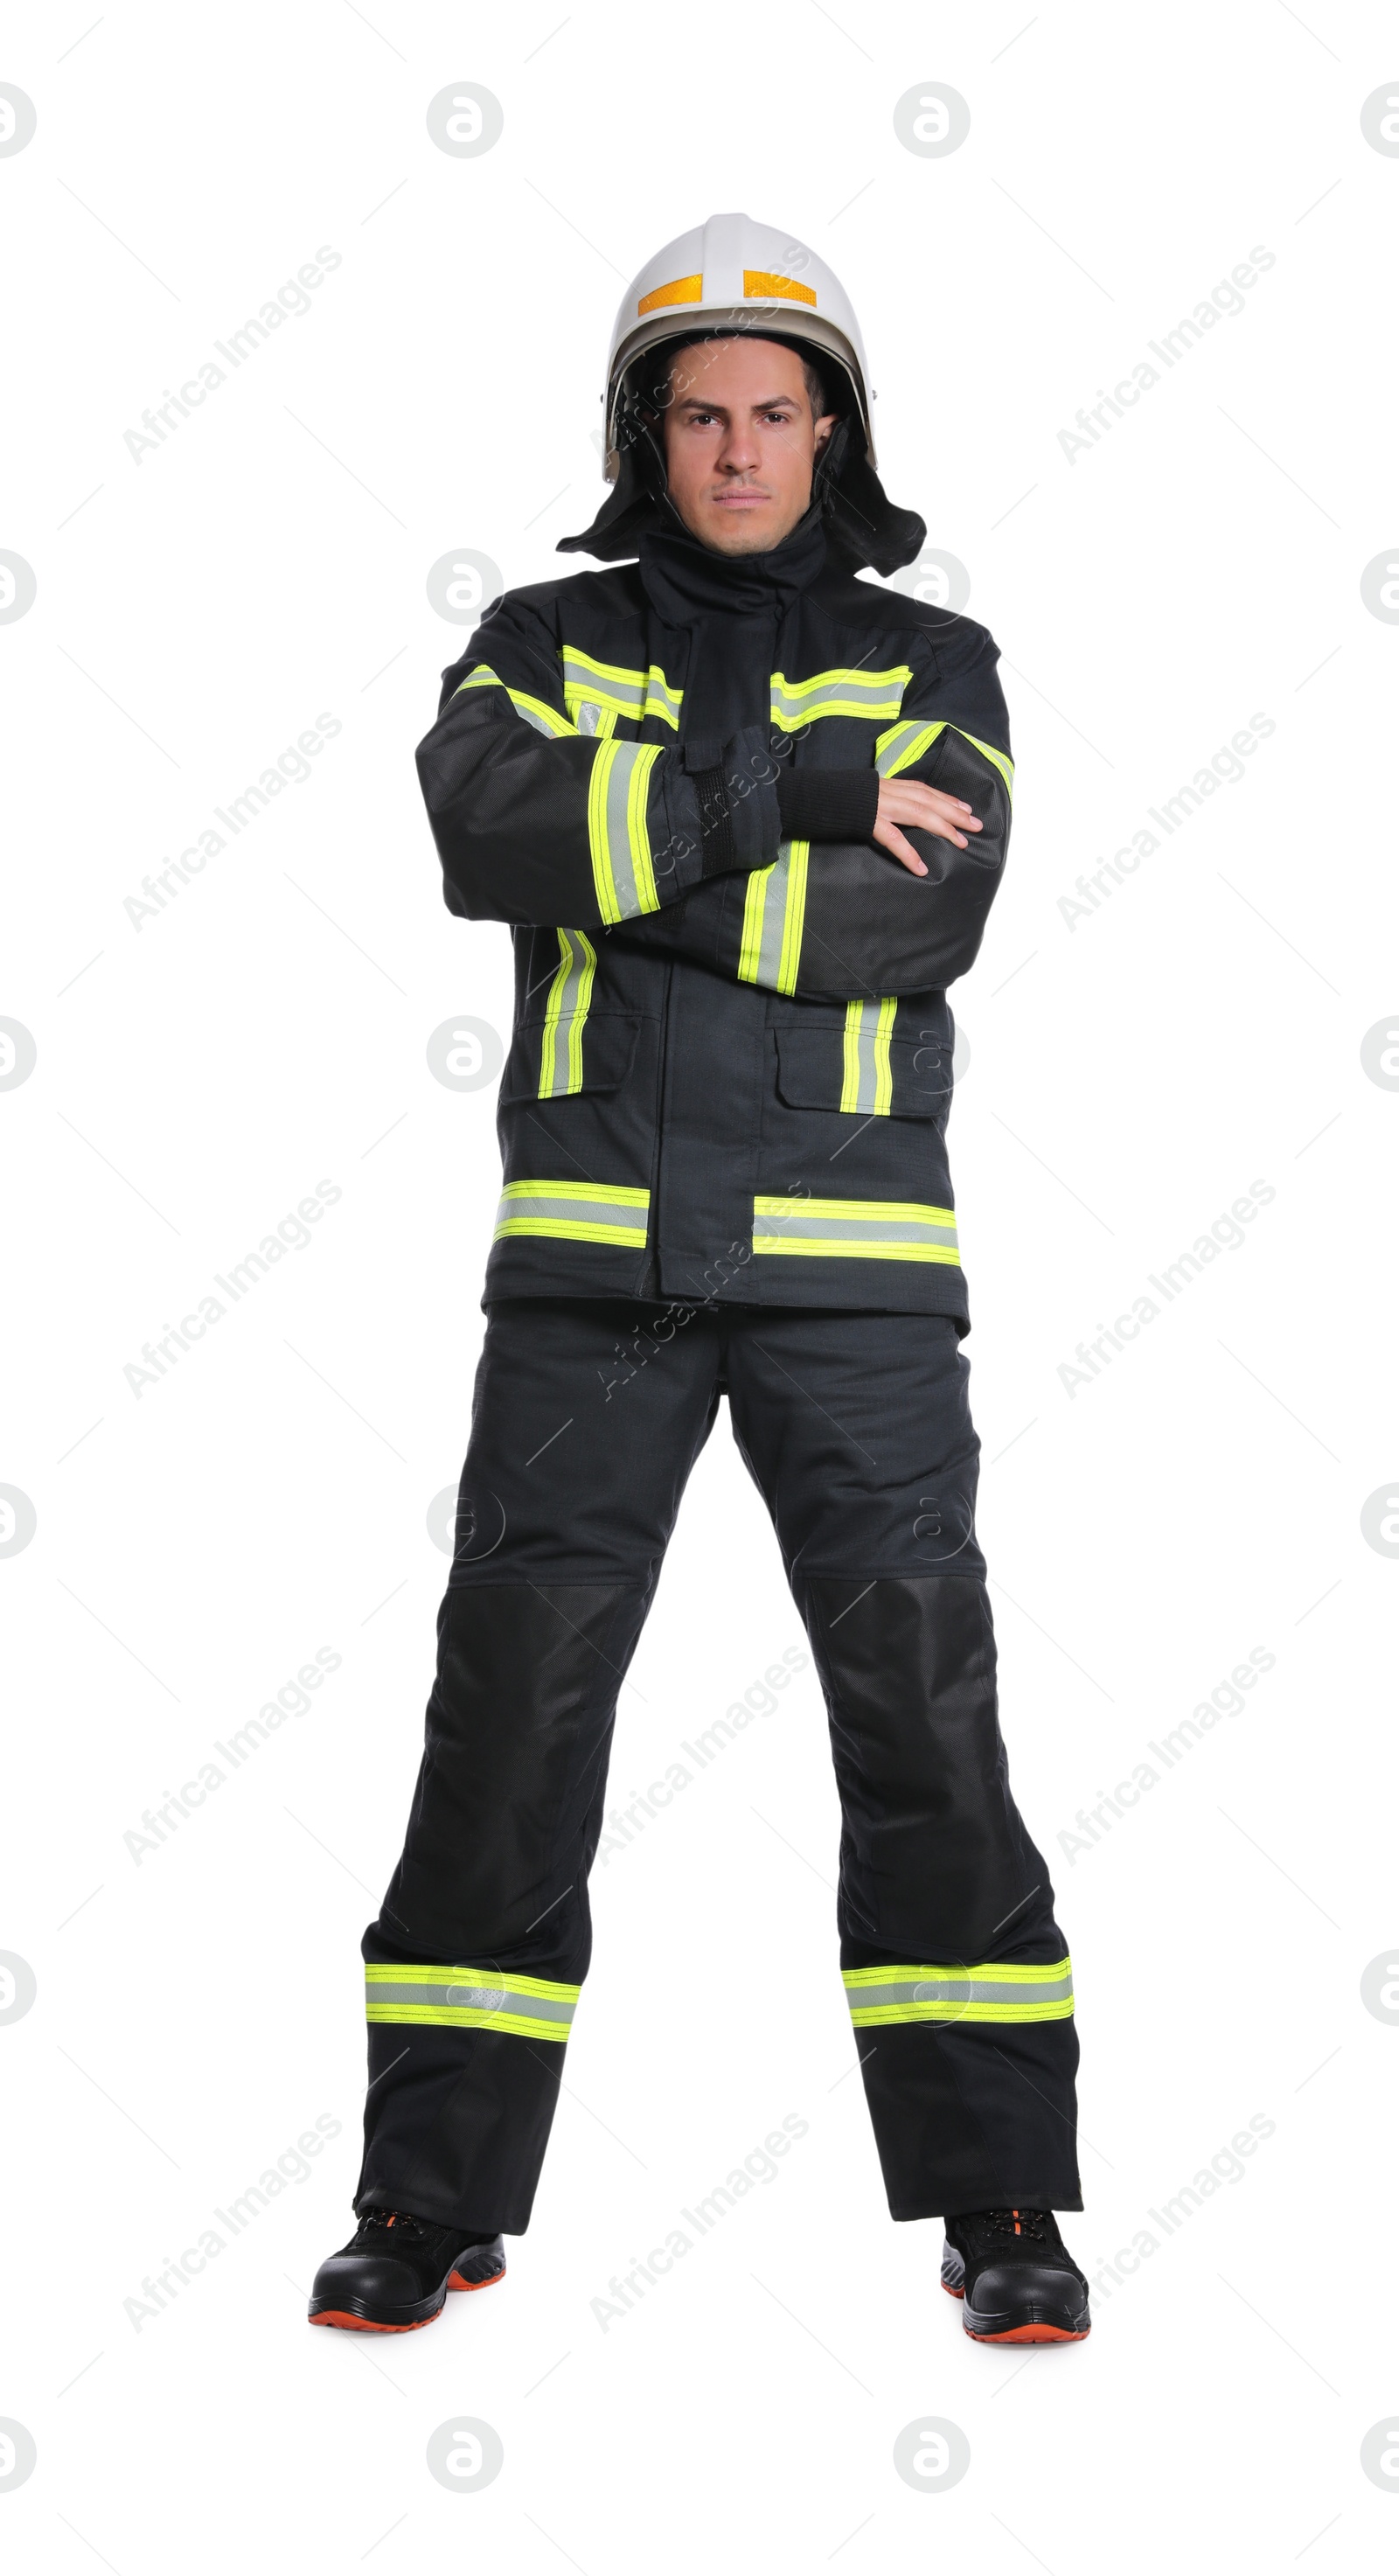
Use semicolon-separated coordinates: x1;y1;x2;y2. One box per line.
775;765;880;845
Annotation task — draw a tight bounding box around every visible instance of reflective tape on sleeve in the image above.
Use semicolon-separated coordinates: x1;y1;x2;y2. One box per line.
839;996;896;1114
493;1180;650;1249
365;1963;580;2042
842;1958;1074;2025
537;929;597;1099
562;648;682;732
587;737;665;922
454;664;574;739
752;1194;959;1264
737;839;808;992
770;665;912;732
874;717;1015;802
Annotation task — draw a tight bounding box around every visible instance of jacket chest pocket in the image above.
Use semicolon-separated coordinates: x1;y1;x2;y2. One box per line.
775;1013;952;1121
501;1007;642;1105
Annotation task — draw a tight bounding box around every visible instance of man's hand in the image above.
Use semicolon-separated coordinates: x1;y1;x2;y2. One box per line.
873;778;983;878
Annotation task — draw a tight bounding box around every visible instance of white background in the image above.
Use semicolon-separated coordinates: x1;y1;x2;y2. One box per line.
3;1;1398;2566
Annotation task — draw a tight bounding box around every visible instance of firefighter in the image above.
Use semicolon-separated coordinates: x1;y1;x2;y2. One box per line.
310;212;1089;2344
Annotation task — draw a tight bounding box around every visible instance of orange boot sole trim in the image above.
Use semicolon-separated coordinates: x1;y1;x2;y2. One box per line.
964;2321;1089;2343
310;2263;505;2333
310;2310;431;2333
943;2277;1089;2340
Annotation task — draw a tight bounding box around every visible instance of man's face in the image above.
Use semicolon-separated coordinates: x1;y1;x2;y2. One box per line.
659;337;839;556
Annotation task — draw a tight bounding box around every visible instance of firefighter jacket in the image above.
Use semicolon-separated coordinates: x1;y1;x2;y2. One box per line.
414;504;1013;1324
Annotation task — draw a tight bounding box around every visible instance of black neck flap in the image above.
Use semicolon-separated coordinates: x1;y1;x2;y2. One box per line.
557;414;926;579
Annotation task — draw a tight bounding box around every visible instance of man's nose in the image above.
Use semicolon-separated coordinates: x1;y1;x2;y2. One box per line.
716;420;762;474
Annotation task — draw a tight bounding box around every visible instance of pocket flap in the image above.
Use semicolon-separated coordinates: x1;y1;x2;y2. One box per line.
775;1028;950;1119
500;1012;642;1105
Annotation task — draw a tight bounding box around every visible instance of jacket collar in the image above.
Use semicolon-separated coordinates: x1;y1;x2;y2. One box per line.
636;503;828;624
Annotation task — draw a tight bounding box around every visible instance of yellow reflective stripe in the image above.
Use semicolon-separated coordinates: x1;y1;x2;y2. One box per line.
454;665;575;740
840;997;896;1114
566;935;595;1090
874;717;1015;802
776;841;808;994
365;1961;581;2043
875;718;945;778
738;865;773;984
365;1966;581;1999
538;929;596;1099
959;729;1015;802
644;670;685;728
840;1000;864;1113
842;1957;1074;2028
847;1996;1075;2026
626;742;660;914
771;665;912;731
587;739;663;922
737;846;807;991
752;1194;959;1265
587;738;622;922
493;1180;649;1250
872;994;896;1114
365;2005;573;2038
538;939;564;1102
561;648;683;730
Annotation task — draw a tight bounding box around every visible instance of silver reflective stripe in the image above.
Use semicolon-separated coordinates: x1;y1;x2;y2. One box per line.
512;695;567;740
782;1214;956;1244
367;1980;575;2026
754;1201;957;1251
562;651;683;731
644;669;683;727
737;842;808;993
538;929;596;1099
853;1009;879;1112
841;996;895;1115
495;1190;647;1235
770;665;912;730
605;740;645;919
852;1972;1074;2013
564;649;645;721
874;716;1015;802
453;665;573;739
754;844;795;987
875;719;943;777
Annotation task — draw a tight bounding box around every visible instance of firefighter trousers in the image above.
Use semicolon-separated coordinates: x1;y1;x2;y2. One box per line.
358;1296;1081;2232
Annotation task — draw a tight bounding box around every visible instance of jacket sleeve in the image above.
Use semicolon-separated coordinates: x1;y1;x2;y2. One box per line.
416;593;783;929
609;621;1013;999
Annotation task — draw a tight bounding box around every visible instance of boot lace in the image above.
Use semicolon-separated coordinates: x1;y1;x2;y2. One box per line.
977;2207;1051;2244
356;2207;431;2244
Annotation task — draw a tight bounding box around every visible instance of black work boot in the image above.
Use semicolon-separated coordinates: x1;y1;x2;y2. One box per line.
309;2208;505;2332
941;2206;1090;2343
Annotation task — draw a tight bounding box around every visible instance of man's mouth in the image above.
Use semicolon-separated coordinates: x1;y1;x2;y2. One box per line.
711;487;771;508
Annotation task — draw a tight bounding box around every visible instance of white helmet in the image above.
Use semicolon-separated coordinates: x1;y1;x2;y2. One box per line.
603;210;876;477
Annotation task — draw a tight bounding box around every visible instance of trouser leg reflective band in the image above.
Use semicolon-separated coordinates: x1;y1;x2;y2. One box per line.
365;1965;580;2040
843;1960;1074;2025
